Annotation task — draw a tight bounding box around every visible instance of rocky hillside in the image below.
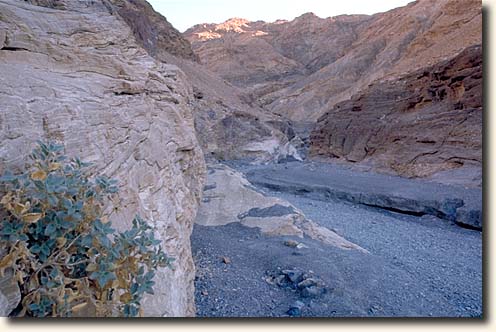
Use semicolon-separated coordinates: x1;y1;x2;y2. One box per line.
160;53;303;163
185;0;482;122
110;0;302;163
0;0;206;316
310;45;482;184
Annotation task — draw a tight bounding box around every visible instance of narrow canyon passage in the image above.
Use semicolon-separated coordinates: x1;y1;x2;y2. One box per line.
191;162;482;317
0;0;484;319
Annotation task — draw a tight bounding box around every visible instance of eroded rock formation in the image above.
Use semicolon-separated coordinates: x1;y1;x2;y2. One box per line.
196;164;366;252
310;45;482;184
107;0;198;61
0;0;205;316
164;54;303;163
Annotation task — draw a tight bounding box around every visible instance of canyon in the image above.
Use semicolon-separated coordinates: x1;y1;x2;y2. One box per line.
0;0;483;318
185;0;482;184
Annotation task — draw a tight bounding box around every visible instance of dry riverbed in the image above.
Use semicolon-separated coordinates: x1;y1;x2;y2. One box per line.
191;161;482;317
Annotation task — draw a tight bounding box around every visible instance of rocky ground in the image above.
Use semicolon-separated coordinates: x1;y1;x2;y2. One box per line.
191;161;482;317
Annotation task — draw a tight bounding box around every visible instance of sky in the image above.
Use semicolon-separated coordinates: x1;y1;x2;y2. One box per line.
148;0;414;32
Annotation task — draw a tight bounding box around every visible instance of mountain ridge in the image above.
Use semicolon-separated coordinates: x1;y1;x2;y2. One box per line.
184;0;482;122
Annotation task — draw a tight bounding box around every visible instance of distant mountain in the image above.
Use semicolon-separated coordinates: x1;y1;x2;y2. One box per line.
184;0;482;122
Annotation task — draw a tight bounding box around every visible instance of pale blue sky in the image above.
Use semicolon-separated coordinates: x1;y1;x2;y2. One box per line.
148;0;413;32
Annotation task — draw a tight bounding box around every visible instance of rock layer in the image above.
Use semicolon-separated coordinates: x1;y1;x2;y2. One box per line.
0;0;205;316
310;45;482;185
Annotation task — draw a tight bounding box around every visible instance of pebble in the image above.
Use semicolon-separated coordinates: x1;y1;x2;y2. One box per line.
368;304;383;314
296;243;308;249
282;270;304;283
301;286;325;298
297;278;318;289
264;276;275;285
291;300;305;310
284;240;299;248
287;307;301;317
274;274;288;286
221;256;231;264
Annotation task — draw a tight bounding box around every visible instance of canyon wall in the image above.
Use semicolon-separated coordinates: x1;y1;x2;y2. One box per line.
310;45;482;185
0;0;205;316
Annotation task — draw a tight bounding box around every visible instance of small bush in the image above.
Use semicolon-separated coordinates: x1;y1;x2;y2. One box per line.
0;141;172;317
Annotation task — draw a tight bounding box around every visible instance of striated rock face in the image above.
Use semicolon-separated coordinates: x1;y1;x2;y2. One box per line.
310;45;482;185
0;0;205;317
185;0;482;122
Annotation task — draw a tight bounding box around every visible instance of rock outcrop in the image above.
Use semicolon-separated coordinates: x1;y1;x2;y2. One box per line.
107;0;198;61
196;164;367;252
163;53;303;163
310;45;482;185
0;0;205;316
185;0;481;122
242;161;482;230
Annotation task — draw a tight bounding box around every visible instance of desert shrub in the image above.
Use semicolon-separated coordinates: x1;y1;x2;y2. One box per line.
0;141;172;317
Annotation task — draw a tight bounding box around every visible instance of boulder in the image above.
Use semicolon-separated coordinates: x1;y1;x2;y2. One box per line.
0;268;21;317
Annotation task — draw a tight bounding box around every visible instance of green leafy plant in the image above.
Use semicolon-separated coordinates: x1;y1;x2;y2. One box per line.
0;141;172;317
